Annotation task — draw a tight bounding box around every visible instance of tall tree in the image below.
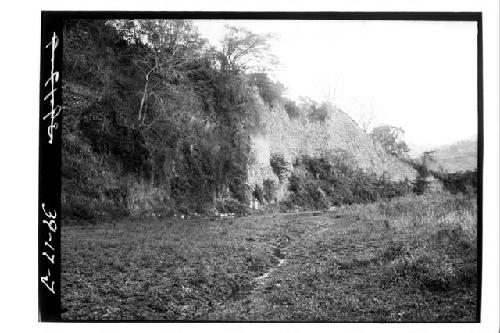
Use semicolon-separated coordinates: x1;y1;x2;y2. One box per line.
219;25;277;73
371;125;410;158
110;19;207;125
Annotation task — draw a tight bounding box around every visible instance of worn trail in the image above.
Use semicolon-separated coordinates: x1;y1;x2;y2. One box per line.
62;197;477;321
204;211;340;320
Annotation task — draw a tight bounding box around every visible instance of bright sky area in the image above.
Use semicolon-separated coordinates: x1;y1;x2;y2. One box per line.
194;20;478;147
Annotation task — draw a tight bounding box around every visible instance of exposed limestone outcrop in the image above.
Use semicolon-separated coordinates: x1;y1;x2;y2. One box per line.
246;99;417;203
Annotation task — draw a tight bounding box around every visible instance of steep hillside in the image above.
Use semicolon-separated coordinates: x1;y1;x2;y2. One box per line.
62;19;419;220
62;20;263;220
246;101;417;199
62;82;172;220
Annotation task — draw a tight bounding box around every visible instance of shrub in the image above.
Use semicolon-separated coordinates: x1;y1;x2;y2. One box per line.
215;198;248;216
284;154;412;210
308;103;330;123
229;178;252;206
253;185;264;203
248;72;285;106
413;175;431;195
284;172;330;210
79;95;150;175
433;170;478;195
263;179;278;203
370;125;410;158
270;154;288;180
284;100;301;119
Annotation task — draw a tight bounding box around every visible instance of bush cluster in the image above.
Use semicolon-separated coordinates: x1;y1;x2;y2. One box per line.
270;154;288;181
282;153;412;211
215;197;249;216
247;72;285;107
263;179;278;203
283;100;301;119
407;156;478;196
412;175;432;195
433;170;478;195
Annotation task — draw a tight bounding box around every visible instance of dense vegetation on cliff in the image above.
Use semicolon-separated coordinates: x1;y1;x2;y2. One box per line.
61;19;453;221
62;19;279;220
59;19;478;322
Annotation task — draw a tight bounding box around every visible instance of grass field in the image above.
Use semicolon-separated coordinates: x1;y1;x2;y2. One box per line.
61;193;478;321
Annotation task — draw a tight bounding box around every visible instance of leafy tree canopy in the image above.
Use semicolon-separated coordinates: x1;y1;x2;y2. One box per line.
219;25;277;73
371;125;410;158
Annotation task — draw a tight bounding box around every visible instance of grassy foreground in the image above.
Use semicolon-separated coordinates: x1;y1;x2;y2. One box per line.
61;193;478;321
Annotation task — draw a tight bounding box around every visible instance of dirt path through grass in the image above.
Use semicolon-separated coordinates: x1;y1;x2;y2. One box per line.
204;211;362;320
62;194;477;321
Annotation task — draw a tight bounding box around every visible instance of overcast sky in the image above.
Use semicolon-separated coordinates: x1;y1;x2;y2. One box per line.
194;20;478;147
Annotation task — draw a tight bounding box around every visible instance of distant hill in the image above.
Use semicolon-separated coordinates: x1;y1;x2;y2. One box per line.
424;136;478;172
408;142;436;158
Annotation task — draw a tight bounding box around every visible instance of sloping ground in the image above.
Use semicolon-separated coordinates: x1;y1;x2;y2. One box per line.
249;103;417;188
429;138;477;172
61;193;477;321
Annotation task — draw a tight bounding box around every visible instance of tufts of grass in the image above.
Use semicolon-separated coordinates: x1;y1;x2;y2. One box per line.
347;193;477;293
235;193;477;322
62;192;477;321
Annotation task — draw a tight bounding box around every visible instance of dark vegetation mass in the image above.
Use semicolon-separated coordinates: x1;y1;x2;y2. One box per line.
60;19;478;322
58;20;381;221
62;19;282;220
406;151;478;196
62;19;478;222
282;152;412;211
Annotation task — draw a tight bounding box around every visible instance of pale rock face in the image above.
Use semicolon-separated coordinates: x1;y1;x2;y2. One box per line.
246;98;417;204
247;134;281;198
250;135;271;166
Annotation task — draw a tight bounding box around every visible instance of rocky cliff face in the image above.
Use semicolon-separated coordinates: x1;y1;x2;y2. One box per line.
247;135;281;191
246;100;417;200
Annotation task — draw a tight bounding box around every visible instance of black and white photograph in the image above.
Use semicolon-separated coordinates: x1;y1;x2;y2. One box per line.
43;13;484;322
25;3;500;326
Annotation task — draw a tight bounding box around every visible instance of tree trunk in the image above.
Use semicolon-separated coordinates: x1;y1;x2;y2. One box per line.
138;74;149;122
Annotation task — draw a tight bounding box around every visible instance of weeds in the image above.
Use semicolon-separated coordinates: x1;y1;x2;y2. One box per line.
62;193;477;321
350;193;477;293
215;197;249;216
281;154;412;211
